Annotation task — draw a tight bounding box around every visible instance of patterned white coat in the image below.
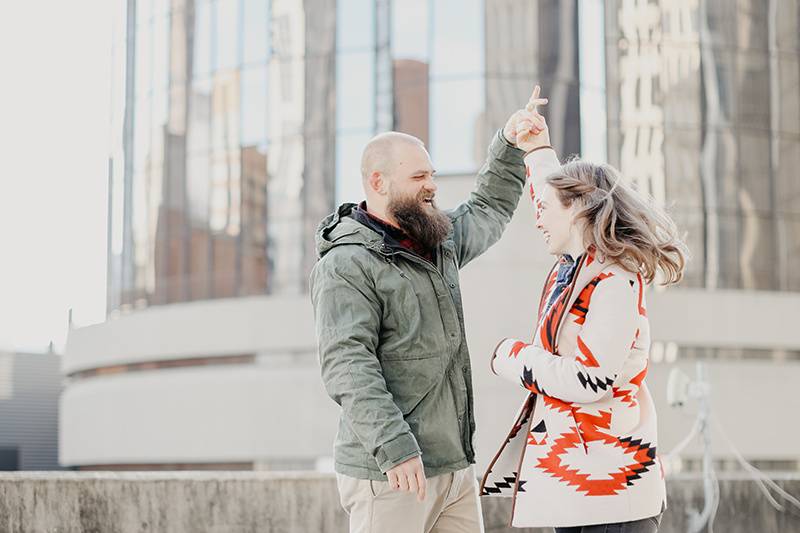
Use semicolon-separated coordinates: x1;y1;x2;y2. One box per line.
479;148;667;528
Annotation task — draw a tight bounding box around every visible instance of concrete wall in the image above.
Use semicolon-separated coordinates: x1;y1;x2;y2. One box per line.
1;472;799;532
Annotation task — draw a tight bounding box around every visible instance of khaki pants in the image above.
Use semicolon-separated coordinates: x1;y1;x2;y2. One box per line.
336;466;485;533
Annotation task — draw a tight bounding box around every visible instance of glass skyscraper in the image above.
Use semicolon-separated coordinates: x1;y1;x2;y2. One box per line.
605;0;800;291
108;0;800;314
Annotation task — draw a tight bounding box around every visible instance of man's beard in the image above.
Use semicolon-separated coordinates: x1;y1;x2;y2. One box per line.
388;190;453;250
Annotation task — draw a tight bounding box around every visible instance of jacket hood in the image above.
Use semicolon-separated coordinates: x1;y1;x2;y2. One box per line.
315;203;385;258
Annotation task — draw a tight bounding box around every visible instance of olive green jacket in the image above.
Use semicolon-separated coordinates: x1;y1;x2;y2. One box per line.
310;131;526;480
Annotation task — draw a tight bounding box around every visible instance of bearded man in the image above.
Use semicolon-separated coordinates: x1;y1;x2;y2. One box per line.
310;89;547;533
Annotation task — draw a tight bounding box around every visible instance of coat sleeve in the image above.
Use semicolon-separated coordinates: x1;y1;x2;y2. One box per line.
448;130;527;268
310;258;421;472
490;273;640;404
522;146;562;229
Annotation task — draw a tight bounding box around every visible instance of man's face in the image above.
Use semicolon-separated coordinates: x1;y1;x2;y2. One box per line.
535;183;577;255
385;143;438;211
383;143;452;249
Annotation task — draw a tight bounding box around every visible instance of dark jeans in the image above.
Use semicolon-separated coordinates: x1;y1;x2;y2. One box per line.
554;513;662;533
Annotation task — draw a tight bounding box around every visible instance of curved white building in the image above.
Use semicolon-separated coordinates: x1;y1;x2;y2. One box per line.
61;295;338;469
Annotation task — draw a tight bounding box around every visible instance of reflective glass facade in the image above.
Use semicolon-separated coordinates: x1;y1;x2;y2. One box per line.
110;0;492;311
110;0;270;310
334;0;488;204
108;0;800;313
605;0;800;290
108;0;335;311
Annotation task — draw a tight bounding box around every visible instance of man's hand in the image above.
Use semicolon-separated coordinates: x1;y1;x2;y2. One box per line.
515;86;551;152
503;85;548;145
386;455;427;502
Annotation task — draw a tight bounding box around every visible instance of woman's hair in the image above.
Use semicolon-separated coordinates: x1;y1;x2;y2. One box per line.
546;158;689;286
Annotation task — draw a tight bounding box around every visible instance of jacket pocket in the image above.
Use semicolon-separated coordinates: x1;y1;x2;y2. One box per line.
379;353;443;415
568;407;589;454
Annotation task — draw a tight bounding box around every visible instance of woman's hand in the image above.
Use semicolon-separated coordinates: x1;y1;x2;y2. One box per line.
516;113;550;153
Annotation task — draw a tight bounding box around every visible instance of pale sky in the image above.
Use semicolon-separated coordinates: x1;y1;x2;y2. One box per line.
0;1;112;353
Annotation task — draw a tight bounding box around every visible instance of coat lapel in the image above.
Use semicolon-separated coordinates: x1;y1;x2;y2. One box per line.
536;250;608;354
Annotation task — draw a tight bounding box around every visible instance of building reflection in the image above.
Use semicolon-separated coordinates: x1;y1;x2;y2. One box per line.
108;0;318;311
108;0;800;306
606;0;800;291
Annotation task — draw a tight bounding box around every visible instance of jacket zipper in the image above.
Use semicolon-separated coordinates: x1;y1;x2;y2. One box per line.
384;246;475;459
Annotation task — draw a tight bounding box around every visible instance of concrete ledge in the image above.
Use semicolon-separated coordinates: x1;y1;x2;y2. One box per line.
1;472;799;532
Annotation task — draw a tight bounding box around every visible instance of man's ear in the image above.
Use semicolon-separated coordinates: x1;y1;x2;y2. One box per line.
368;171;387;195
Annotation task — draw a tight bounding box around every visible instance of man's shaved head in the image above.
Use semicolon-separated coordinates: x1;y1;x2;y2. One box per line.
360;131;425;181
357;131;447;248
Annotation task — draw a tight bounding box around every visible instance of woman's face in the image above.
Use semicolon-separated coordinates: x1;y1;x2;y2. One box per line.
535;183;580;256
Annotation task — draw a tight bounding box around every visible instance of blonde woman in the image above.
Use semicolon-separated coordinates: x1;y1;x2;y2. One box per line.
480;91;688;532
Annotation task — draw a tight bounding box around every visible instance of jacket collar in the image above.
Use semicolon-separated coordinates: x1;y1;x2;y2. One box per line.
315;203;387;258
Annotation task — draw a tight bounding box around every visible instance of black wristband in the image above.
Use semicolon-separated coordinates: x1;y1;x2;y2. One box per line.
524;145;554;157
